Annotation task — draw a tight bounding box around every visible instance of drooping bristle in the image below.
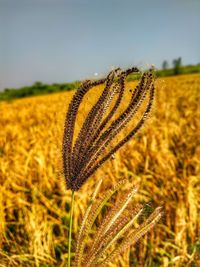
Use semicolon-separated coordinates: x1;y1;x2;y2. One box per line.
73;180;162;267
62;67;155;191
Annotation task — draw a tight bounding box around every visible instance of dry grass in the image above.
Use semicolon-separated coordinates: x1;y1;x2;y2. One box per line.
0;73;200;266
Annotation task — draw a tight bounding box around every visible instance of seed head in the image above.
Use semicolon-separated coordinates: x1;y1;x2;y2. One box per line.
62;67;155;191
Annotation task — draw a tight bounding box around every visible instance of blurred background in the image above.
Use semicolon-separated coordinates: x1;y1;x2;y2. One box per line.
0;0;200;266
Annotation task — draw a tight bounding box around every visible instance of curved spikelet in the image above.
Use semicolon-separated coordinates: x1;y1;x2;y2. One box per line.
73;181;162;267
62;78;106;190
98;207;163;267
62;67;155;191
74;179;127;267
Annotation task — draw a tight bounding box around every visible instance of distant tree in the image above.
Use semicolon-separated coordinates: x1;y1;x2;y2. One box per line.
173;57;182;75
162;60;169;70
34;81;43;87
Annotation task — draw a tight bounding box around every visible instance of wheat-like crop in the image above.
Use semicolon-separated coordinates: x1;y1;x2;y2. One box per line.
0;73;199;266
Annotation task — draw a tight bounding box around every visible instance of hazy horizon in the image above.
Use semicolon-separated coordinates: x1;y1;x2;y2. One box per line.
0;0;200;91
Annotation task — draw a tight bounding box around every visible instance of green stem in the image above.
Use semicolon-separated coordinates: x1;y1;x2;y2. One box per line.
68;190;75;267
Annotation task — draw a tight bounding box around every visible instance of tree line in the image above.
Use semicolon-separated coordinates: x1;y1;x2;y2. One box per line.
1;60;200;101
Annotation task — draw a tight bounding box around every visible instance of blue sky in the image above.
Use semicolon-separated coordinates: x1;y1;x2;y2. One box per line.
0;0;200;90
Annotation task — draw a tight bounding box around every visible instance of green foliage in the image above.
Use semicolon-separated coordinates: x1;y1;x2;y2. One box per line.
1;63;200;102
128;63;200;80
173;57;182;75
0;81;80;101
162;60;169;70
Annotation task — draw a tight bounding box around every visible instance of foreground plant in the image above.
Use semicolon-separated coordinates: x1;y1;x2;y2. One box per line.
74;179;162;267
62;67;161;266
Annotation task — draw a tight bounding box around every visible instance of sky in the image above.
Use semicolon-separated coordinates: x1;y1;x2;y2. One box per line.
0;0;200;91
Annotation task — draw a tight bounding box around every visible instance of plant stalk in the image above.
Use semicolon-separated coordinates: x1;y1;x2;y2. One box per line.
68;190;75;267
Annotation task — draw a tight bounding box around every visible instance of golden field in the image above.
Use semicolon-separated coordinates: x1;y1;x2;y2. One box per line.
0;73;200;267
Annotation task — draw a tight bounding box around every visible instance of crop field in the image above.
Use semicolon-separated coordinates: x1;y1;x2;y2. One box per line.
0;73;200;267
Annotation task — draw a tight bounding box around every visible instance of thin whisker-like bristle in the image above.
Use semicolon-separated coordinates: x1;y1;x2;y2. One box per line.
74;180;126;267
71;70;118;177
73;181;162;267
97;207;162;267
79;84;155;187
62;78;106;189
62;67;155;191
73;74;126;177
